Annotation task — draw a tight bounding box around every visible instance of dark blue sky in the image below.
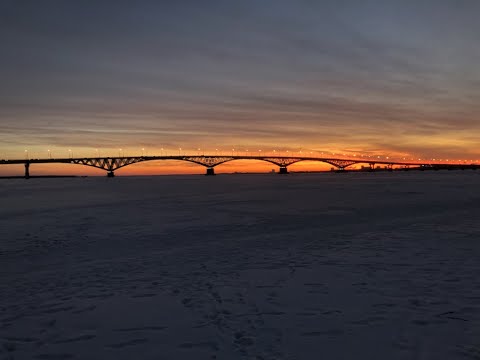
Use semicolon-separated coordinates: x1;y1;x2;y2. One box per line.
1;0;479;160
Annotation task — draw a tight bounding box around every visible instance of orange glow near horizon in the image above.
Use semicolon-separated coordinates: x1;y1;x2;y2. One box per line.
1;155;479;177
1;144;480;177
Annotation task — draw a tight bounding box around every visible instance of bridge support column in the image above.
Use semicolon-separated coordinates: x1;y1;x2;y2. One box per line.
107;171;115;177
369;163;376;171
206;167;215;176
24;162;30;179
278;166;288;174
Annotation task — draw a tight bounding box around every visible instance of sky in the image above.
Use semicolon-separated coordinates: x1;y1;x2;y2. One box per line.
1;0;479;175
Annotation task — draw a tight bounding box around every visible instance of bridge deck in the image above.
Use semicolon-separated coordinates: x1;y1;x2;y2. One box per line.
0;155;478;178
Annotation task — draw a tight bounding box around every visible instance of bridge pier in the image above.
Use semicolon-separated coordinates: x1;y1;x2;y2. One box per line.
24;162;30;179
205;167;215;176
278;166;288;174
107;171;115;177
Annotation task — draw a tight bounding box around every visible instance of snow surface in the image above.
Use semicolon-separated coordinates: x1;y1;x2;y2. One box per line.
1;172;480;360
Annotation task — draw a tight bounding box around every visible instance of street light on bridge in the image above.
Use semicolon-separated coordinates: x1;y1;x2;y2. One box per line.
25;149;28;160
47;149;51;159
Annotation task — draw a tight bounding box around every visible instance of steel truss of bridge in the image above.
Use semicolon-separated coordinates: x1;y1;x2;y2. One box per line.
0;155;479;178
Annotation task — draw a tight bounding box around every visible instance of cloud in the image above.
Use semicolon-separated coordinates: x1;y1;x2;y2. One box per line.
1;0;479;160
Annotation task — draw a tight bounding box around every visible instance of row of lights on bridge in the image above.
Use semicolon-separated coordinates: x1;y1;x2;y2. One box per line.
5;149;478;164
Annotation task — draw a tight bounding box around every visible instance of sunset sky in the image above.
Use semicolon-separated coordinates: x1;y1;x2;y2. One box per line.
1;0;479;175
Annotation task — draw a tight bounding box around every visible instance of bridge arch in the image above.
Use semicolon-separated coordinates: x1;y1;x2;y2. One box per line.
172;157;360;175
67;156;363;176
178;156;306;175
68;157;147;177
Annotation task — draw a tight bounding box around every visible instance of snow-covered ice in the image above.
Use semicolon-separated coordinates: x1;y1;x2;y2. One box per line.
1;172;480;359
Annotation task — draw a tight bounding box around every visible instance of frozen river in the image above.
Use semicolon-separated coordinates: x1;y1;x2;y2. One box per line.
1;172;480;359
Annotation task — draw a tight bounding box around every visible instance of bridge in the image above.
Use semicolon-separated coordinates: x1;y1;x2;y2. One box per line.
1;154;479;178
